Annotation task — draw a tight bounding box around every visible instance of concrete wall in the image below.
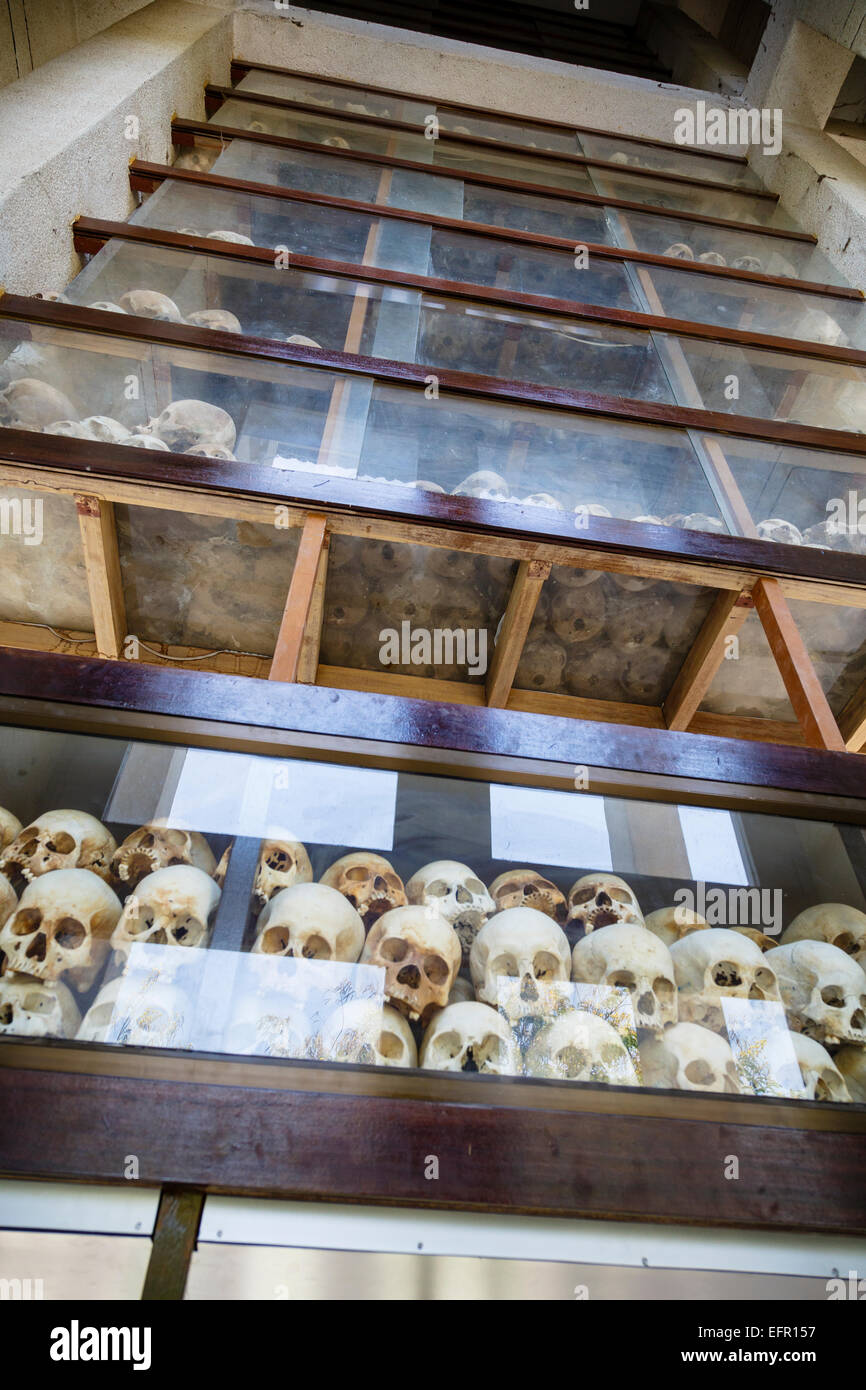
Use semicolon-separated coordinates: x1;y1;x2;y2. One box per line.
0;0;157;87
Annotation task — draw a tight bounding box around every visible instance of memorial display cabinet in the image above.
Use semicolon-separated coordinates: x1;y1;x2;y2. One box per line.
0;62;865;1274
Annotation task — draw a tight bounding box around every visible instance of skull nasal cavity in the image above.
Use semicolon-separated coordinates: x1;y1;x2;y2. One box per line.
396;964;420;989
685;1060;714;1086
380;937;408;963
25;932;47;961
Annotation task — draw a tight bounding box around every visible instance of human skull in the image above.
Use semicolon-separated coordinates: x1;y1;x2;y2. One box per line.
44;420;97;439
185;309;243;333
0;974;81;1038
513;633;567;692
732;256;763;272
110;865;220;959
253;882;365;962
88;301;126;314
488;869;567;925
0;869;122;991
147;400;236;453
361;904;461;1023
835;1045;866;1102
572;923;677;1034
671;928;781;1032
765;941;866;1046
733;927;779;952
789;1033;850;1103
0;809;22;851
644;906;708;948
319;999;418;1067
286;334;323;348
320;852;407;930
120;433;170;450
323;136;351;148
118;289;184;321
448;975;476;1005
111;823;216;889
185;443;236;460
252;840;313;914
606;594;671;650
405;860;494;958
0;874;16;929
663;243;693;259
453;470;510;501
1;810;116;888
567;873;644;934
781;903;866;967
420;1001;518;1074
206;230;255;244
0;378;77;429
80;416;133;444
550;584;606;644
698;251;726;266
639;1022;741;1093
756;518;803;545
470;907;571;1009
522;492;563;509
77;974;193;1049
525;1011;639;1085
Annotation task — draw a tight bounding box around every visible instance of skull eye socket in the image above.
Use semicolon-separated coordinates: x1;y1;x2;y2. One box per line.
11;908;41;936
261;925;290;954
266;850;292;871
55;917;85;951
653;977;675;1006
608;970;636;991
0;1003;12;1025
435;1029;464;1060
712;961;742;989
685;1059;715;1087
423;954;449;985
426;881;449;898
378;1029;403;1060
556;1045;589;1078
821;984;845;1008
300;933;331;960
465;878;486;895
345;867;372;884
489;953;519;978
571;888;595;907
532;951;560;981
833;933;856;954
47;833;76;855
379;937;409;963
752;968;776;997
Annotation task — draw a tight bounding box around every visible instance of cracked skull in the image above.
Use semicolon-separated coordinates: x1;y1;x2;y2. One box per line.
765;940;866;1046
0;869;122;991
111;823;216;890
572;922;677;1034
253;882;364;962
420;1000;518;1074
110;865;220;959
1;810;116;889
405;860;494;959
320;852;407;930
671;928;781;1033
361;904;461;1023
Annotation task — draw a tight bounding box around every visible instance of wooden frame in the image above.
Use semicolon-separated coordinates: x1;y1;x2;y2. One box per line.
0;652;864;1235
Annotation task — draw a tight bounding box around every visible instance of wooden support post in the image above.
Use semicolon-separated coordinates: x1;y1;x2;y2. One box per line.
836;682;866;753
269;513;328;684
486;558;550;708
753;577;846;751
75;495;127;660
296;533;330;683
663;589;753;732
141;1187;203;1301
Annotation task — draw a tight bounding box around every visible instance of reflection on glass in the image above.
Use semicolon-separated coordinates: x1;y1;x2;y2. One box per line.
785;598;866;715
580;131;761;189
700;611;794;721
590;167;797;229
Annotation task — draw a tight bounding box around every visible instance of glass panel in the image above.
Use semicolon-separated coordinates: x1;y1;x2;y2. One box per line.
589;168;798;229
580;131;762;189
512;567;715;705
210;98;427;163
430;141;594;192
640;265;865;348
211;139;404;206
785;599;866;716
668;338;866;430
1;724;864;1106
609;208;844;284
0;487;91;630
706;433;866;550
319;536;514;684
116;506;300;655
700;611;795;722
426;229;639;309
0;318;373;475
358;382;726;530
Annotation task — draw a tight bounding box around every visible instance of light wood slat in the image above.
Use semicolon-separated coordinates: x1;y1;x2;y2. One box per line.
486;559;550;707
752;577;846;750
663;589;753;732
269;513;329;684
75;495;126;660
296;535;330;684
836;682;866;752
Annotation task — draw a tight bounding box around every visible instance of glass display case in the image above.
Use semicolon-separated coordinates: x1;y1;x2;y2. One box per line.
0;655;863;1235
